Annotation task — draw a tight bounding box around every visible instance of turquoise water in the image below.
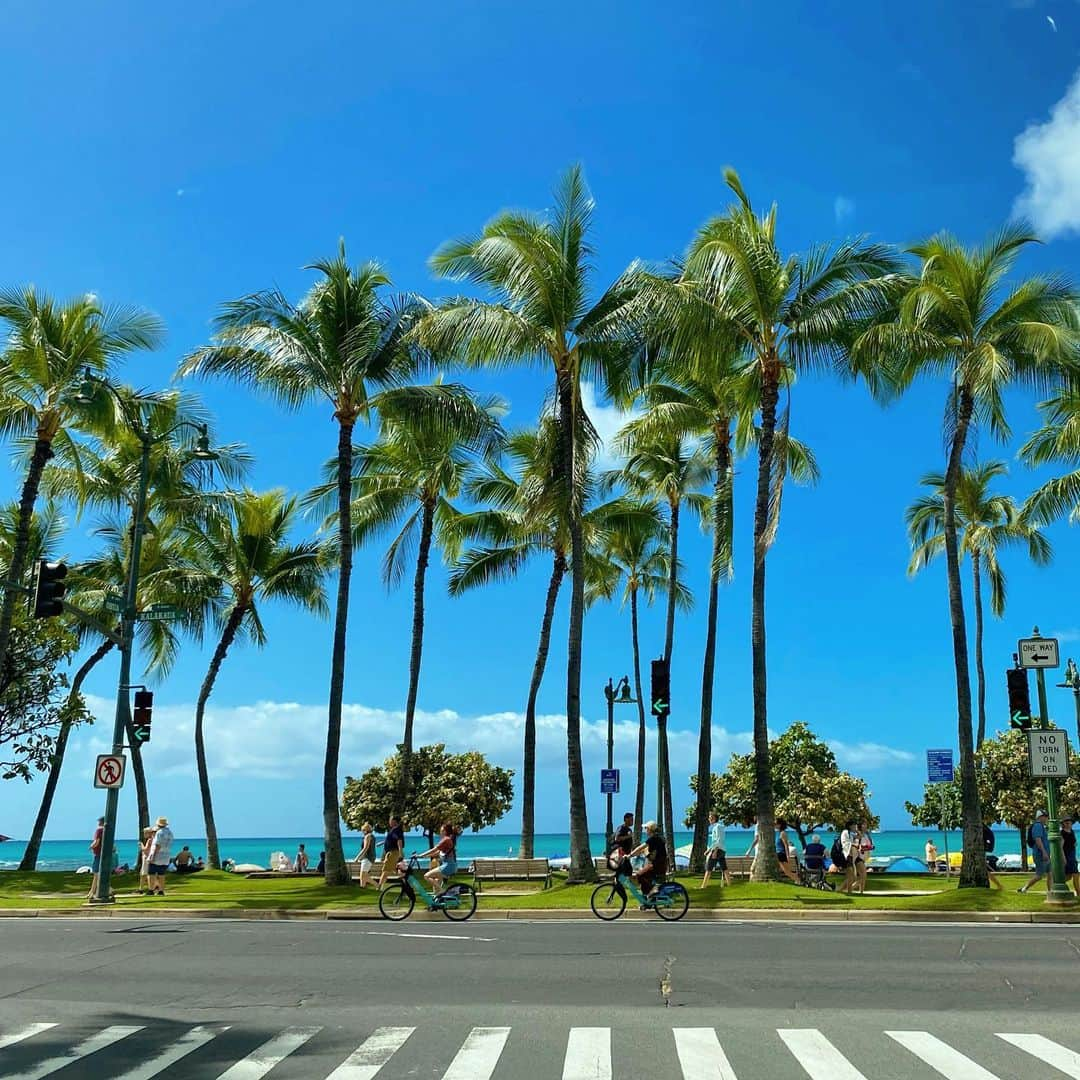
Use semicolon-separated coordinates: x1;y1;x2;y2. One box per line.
0;828;1022;872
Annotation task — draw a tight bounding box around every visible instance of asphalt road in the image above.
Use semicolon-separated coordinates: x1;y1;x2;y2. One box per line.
1;917;1078;1078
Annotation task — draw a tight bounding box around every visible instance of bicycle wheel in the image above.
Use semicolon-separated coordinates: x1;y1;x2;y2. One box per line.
441;883;477;921
590;882;626;920
654;882;689;921
378;883;415;921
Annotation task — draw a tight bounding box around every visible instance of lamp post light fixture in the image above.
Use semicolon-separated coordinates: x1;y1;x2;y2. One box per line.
604;676;637;852
1057;657;1080;745
74;370;220;904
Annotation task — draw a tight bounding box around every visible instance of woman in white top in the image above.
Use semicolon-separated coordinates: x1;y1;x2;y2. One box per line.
838;821;858;894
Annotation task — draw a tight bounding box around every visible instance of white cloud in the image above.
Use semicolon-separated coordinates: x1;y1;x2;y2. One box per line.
579;382;639;468
1049;628;1080;643
1013;69;1080;237
833;195;855;225
830;739;918;769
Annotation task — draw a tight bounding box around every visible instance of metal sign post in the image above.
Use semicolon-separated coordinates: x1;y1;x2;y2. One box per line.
926;749;954;878
1019;627;1076;907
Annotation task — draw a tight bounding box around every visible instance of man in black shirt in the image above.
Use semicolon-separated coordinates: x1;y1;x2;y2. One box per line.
378;816;405;888
629;820;668;898
611;812;634;864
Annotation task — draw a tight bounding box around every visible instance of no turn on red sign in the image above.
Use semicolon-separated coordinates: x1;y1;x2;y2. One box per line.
93;754;126;789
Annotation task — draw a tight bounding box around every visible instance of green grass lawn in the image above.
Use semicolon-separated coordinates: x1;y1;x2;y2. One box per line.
0;869;1071;914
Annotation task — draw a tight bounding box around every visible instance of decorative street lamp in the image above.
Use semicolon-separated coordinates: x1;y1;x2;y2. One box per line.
603;676;637;852
74;371;220;904
1056;657;1080;745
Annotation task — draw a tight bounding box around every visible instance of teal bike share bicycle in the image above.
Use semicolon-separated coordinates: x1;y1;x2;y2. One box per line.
378;854;478;921
589;858;689;921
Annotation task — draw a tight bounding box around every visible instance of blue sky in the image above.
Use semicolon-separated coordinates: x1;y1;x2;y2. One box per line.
4;0;1080;842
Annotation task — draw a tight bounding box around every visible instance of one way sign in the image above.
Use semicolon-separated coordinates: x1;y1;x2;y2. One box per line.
1018;637;1060;670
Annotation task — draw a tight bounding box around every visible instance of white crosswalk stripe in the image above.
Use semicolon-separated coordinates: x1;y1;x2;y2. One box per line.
887;1030;1001;1079
562;1027;611;1080
778;1029;868;1080
998;1033;1080;1077
673;1028;738;1080
6;1025;142;1080
0;1025;57;1052
324;1026;415;1080
441;1026;510;1080
110;1025;228;1079
217;1026;323;1079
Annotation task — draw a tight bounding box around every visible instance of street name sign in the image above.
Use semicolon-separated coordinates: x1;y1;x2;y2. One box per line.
1027;730;1070;778
926;749;954;784
1018;637;1060;669
600;768;620;795
103;593;124;614
93;754;126;789
138;604;180;623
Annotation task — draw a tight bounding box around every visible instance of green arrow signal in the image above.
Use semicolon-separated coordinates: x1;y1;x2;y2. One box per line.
652;699;668;716
132;725;151;744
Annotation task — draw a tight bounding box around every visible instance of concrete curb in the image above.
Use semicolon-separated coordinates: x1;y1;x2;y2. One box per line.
2;906;1079;924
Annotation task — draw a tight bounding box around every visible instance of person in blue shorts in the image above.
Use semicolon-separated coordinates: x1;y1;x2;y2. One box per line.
1062;815;1078;897
1020;811;1050;894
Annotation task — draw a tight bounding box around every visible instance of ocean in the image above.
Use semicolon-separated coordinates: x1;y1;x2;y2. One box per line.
0;828;1023;872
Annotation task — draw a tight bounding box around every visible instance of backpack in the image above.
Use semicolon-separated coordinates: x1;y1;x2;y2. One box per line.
830;837;847;869
1026;824;1036;849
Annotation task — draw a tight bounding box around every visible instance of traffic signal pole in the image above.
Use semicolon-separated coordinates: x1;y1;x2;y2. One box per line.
1033;657;1075;906
91;434;151;905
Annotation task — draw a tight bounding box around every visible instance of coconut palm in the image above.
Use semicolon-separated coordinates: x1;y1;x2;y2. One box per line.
422;166;645;881
1021;386;1080;526
449;420;654;854
181;490;328;868
178;243;437;884
665;172;900;880
859;225;1080;887
907;463;1052;748
307;386;504;808
0;287;164;677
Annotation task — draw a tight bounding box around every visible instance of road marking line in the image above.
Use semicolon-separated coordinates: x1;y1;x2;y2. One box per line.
886;1031;1001;1079
563;1027;611;1080
325;1027;415;1079
778;1029;868;1080
111;1025;227;1079
997;1033;1080;1077
216;1026;323;1079
673;1028;738;1080
360;931;496;941
0;1026;57;1052
6;1025;142;1079
441;1026;510;1080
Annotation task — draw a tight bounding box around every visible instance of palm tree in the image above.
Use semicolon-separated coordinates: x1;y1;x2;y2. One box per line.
182;490;328;868
0;287;164;678
859;225;1080;887
448;419;641;856
308;387;504;808
422;166;644;881
670;172;900;880
606;433;708;859
907;462;1052;747
178;243;431;885
1022;386;1080;525
587;503;687;852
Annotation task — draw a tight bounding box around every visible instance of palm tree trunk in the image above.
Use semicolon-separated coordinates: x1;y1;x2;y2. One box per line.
659;496;679;861
691;435;731;873
401;498;435;812
0;437;54;675
630;585;646;844
126;724;150;857
195;606;246;870
18;637;114;871
973;552;987;749
520;552;566;858
659;719;675;868
558;368;594;883
944;389;988;888
323;418;354;886
750;367;781;882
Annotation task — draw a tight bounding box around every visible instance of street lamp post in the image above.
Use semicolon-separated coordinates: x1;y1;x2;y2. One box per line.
75;372;219;904
1057;658;1080;746
603;676;637;852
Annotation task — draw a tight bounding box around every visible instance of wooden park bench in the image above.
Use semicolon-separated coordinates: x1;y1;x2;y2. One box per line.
346;858;385;880
724;855;754;878
472;857;552;891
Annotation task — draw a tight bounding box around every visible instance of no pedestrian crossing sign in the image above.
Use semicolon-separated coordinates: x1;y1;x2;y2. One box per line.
600;768;620;795
926;749;954;784
1018;637;1060;669
93;754;126;789
1027;730;1070;778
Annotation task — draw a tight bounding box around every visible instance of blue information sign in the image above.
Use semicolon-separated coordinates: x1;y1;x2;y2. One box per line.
926;749;954;784
600;768;620;795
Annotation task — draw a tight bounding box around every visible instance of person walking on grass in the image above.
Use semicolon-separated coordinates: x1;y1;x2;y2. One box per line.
356;824;376;888
839;821;858;894
378;816;404;888
1062;816;1078;898
776;818;798;883
146;816;173;896
700;812;730;889
86;816;106;900
137;826;156;894
1019;811;1051;894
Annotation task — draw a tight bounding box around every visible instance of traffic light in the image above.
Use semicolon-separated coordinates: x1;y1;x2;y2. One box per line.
650;657;670;718
1007;667;1032;730
132;690;153;744
31;560;67;618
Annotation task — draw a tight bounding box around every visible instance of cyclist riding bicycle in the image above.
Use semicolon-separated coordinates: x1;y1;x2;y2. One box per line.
626;820;667;898
414;822;458;892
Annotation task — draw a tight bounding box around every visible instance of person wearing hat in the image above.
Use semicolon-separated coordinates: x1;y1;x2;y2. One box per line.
1062;814;1078;897
145;816;174;896
1019;811;1051;894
